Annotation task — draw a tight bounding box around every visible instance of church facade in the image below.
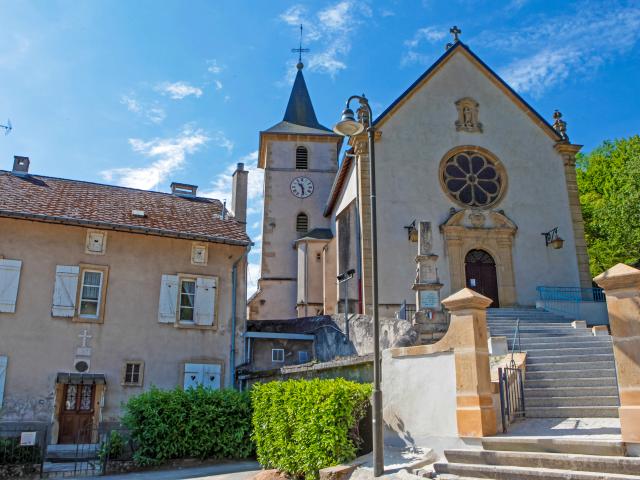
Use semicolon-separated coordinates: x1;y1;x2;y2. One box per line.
249;40;590;322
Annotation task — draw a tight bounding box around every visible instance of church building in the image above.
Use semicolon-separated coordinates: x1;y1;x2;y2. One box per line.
248;36;590;324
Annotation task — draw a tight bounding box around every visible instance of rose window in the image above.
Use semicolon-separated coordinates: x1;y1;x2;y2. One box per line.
442;151;503;207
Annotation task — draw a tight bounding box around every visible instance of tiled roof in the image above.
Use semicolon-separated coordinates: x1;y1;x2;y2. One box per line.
0;171;251;246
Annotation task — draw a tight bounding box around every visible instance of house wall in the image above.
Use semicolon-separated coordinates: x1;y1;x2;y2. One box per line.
0;218;246;429
249;338;314;371
367;51;580;308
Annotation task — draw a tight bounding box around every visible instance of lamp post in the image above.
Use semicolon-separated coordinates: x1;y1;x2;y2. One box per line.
333;95;383;477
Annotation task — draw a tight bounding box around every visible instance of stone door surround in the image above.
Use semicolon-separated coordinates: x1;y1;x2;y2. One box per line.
441;209;517;306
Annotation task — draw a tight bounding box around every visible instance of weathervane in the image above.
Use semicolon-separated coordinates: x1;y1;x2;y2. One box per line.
291;24;310;69
0;119;12;136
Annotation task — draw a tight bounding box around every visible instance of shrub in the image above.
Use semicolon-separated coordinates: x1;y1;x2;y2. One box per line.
0;437;41;465
98;431;127;462
251;378;372;480
122;386;254;466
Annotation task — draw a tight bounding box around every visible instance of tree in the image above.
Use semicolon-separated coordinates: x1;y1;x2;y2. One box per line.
577;135;640;277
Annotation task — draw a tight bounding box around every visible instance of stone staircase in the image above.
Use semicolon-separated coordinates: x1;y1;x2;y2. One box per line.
486;307;620;418
434;437;640;479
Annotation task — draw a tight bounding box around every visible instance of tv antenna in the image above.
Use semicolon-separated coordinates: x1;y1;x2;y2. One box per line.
1;119;12;136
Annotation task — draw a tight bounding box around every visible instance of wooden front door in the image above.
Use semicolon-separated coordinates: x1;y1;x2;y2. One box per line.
465;249;500;307
58;384;96;444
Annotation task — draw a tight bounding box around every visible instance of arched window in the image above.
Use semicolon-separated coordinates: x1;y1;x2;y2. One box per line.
296;213;309;233
296;146;308;170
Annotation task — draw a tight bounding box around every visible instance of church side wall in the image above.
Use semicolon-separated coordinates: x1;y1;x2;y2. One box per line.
0;218;245;426
372;53;580;307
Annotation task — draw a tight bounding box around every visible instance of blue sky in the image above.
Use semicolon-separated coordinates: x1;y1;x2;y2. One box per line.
1;0;639;295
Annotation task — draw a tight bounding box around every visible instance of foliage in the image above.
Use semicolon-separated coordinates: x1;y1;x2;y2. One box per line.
576;135;640;276
251;378;372;480
98;431;127;462
0;437;41;465
122;386;254;466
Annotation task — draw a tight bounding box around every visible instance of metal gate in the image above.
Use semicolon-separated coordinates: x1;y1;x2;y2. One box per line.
498;366;526;432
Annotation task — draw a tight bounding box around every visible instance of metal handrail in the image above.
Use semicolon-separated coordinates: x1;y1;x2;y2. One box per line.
510;318;521;368
537;286;606;302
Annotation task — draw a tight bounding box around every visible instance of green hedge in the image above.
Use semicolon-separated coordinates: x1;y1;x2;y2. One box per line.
122;386;254;466
252;378;372;480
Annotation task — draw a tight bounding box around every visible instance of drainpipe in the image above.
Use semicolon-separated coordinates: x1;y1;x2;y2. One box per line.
230;245;250;389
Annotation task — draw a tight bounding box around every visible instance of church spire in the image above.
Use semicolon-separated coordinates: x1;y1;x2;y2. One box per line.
282;64;326;130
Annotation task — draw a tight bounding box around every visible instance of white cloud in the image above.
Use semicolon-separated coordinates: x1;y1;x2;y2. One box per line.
401;26;447;66
489;2;640;95
247;260;261;298
201;151;262;203
279;1;372;78
211;131;234;153
120;94;166;124
207;59;223;74
156;81;203;100
214;79;223;90
101;127;209;190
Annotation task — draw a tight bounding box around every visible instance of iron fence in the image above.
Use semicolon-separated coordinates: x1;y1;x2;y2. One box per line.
498;366;525;432
0;424;47;478
536;286;606;319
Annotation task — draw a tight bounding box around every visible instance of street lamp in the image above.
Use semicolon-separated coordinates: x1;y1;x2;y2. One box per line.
333;95;384;477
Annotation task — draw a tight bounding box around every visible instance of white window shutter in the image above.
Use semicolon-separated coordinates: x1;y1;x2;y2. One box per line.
202;364;221;390
0;259;22;313
158;275;179;323
52;265;79;317
183;363;203;390
0;356;7;407
194;277;216;326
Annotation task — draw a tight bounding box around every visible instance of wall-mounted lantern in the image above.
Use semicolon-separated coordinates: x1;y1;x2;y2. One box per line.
542;227;564;249
404;220;418;242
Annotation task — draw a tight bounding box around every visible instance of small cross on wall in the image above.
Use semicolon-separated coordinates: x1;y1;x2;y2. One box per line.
78;329;93;348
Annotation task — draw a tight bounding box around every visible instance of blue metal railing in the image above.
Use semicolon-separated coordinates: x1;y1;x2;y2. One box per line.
536;286;606;319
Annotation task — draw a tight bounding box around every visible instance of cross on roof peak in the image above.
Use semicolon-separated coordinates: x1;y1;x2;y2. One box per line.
450;26;462;42
291;24;310;69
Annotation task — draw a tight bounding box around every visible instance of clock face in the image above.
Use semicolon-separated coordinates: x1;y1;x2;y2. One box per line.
290;176;314;198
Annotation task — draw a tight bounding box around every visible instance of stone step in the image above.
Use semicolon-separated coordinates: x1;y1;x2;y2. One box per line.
525;349;614;359
481;438;626;457
526;361;615;372
509;337;611;345
526;354;614;365
524;386;619;398
517;344;612;353
442;449;640;476
526;395;620;407
434;462;638;479
488;321;578;327
526;406;619;418
525;369;617;380
525;377;617;388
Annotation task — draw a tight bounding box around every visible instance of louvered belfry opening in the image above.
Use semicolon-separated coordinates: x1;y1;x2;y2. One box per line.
296;213;309;233
295;146;308;170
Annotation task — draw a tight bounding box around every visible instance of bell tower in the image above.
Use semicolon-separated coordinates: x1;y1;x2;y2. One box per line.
248;62;342;320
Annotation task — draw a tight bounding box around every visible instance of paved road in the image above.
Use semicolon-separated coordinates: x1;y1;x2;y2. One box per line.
94;460;261;480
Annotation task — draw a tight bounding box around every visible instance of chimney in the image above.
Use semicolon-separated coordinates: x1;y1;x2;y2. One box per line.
12;156;30;175
231;162;248;224
170;182;198;197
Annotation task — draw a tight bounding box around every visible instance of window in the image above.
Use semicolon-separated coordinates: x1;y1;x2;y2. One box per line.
272;349;285;363
158;275;217;327
183;363;221;390
441;148;505;208
179;279;196;323
296;213;309;233
295;146;308;170
298;351;309;364
79;270;103;318
122;361;144;386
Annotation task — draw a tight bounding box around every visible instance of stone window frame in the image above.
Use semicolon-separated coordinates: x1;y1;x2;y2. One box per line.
296;212;309;233
121;361;144;387
439;146;507;209
75;264;109;323
295;145;309;170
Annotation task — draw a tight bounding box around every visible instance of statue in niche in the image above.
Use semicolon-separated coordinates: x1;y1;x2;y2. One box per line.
455;97;483;133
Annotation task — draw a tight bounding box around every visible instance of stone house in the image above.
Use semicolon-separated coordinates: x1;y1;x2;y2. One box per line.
0;157;250;444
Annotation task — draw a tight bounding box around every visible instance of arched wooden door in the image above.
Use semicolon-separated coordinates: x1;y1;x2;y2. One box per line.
465;249;499;307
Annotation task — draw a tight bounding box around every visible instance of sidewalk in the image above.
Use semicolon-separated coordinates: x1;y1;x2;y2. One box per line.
94;460;261;480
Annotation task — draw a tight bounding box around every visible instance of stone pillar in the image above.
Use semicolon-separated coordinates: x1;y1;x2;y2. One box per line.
555;142;592;290
594;263;640;442
441;288;497;437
